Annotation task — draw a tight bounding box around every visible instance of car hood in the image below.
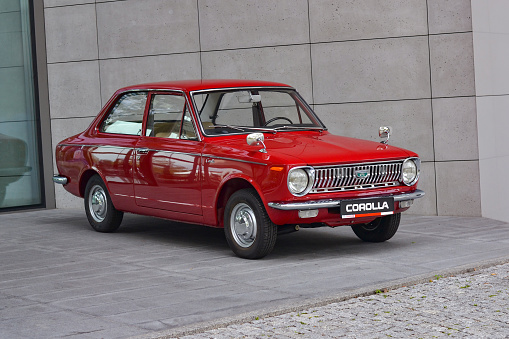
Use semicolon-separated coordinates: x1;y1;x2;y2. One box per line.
207;131;414;166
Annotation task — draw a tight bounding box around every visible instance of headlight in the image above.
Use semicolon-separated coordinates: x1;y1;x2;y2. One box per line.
401;158;420;186
288;167;314;196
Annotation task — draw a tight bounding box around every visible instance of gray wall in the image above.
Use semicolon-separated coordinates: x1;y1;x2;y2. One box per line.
472;0;509;223
44;0;479;217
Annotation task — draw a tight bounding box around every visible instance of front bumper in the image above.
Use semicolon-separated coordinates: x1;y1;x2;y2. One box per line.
268;189;425;211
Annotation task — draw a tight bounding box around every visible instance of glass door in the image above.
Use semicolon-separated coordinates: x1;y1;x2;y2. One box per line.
0;0;43;209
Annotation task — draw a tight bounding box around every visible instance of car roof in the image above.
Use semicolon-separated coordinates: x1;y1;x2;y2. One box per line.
117;79;294;92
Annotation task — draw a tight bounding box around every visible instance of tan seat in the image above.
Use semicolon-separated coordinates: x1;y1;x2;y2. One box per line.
154;122;178;138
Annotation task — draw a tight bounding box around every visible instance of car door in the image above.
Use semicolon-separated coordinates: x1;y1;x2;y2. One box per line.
133;92;203;215
91;91;148;209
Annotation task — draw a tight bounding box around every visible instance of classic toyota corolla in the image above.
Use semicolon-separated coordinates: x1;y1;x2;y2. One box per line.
53;79;424;259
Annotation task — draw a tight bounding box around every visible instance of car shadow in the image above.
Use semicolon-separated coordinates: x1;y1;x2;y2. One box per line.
61;212;410;259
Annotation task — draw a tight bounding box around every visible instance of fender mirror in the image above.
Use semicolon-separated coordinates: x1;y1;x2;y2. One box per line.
379;126;392;144
246;133;267;153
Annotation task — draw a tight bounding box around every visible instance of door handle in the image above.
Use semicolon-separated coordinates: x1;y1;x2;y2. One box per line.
137;148;149;154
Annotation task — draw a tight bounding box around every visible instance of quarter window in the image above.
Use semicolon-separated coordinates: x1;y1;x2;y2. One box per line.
100;92;147;135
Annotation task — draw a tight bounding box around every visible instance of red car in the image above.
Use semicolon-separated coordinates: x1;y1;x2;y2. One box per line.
53;79;424;259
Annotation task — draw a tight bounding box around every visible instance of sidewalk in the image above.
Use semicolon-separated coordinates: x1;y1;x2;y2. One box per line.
1;209;509;338
175;262;509;338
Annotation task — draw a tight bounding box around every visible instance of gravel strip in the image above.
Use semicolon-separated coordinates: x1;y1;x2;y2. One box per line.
174;263;509;338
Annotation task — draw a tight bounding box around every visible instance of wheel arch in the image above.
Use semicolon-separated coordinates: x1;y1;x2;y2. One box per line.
79;169;102;198
215;177;264;228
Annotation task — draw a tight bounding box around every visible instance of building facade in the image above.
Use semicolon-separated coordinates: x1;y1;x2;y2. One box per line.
1;0;508;223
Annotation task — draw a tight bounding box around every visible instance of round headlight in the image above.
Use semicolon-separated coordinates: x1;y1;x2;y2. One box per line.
402;159;418;185
288;168;310;195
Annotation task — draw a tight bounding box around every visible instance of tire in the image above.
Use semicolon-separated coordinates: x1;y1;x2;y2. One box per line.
351;213;401;242
224;189;277;259
84;175;123;233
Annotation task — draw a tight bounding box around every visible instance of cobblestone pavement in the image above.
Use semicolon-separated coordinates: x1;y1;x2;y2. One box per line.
175;263;509;338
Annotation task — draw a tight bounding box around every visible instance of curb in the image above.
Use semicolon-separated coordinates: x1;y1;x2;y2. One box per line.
129;255;509;339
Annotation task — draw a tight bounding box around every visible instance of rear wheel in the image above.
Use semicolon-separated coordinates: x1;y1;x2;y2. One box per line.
224;189;277;259
84;175;123;233
351;213;401;242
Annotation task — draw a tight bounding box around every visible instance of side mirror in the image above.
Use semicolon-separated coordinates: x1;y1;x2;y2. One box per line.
246;133;267;153
379;126;392;144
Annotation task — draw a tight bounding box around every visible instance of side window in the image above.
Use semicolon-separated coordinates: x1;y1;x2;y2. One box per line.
146;94;197;140
100;92;147;135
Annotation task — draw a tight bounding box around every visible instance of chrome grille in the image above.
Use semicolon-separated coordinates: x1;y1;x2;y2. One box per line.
311;161;403;193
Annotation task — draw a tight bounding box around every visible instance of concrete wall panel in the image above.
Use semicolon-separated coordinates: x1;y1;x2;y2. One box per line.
309;0;427;43
199;0;309;51
41;0;484;219
479;156;509;222
315;99;434;162
472;0;509;34
432;97;478;161
99;53;202;104
429;32;475;98
44;0;94;7
47;61;101;119
312;37;430;104
44;4;97;63
476;93;509;161
427;0;472;34
96;0;199;59
201;45;313;102
472;32;509;96
472;1;509;223
407;162;437;216
435;160;481;216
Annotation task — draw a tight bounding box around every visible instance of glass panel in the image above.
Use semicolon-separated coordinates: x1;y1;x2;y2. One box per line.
193;89;322;135
260;91;313;126
147;94;187;139
180;106;197;140
100;92;147;135
0;0;42;209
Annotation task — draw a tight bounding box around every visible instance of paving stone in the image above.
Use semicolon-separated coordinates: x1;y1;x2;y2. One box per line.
176;263;509;338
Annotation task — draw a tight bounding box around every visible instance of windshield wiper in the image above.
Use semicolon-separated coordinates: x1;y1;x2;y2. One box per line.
211;125;278;134
274;125;326;131
211;125;247;132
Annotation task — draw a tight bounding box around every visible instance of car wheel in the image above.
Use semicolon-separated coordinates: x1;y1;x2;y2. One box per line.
224;189;277;259
84;175;123;233
351;213;401;242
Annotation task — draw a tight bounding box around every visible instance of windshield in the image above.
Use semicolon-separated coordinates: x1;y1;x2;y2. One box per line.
191;89;325;135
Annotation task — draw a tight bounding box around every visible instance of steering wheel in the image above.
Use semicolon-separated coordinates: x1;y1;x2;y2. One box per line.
264;116;293;126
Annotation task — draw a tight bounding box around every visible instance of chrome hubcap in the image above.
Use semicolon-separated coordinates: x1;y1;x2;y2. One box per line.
89;185;107;222
231;203;257;248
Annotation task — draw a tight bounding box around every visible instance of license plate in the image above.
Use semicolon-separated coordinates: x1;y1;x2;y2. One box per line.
341;197;394;219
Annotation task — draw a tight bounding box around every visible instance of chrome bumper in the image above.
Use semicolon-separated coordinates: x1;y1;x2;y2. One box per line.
52;175;68;185
268;189;425;211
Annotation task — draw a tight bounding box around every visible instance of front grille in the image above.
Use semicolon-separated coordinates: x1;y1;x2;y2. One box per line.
311;161;403;193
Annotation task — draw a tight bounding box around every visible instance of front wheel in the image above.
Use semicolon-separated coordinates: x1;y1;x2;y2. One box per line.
224;189;277;259
84;175;123;233
351;213;401;242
